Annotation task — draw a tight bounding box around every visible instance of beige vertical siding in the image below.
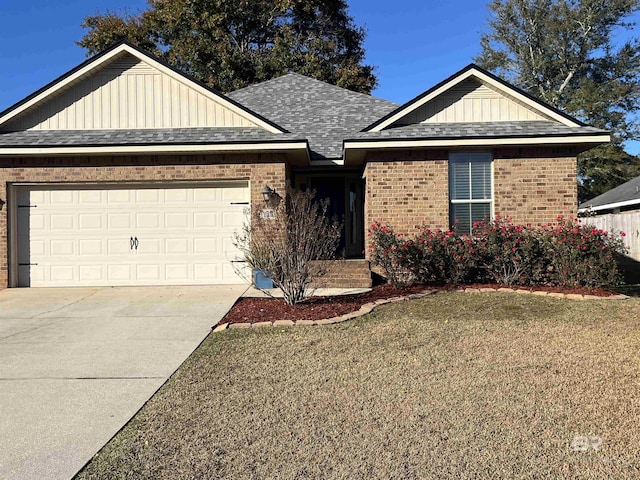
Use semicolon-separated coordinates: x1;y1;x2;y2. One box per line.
395;78;551;125
6;54;260;130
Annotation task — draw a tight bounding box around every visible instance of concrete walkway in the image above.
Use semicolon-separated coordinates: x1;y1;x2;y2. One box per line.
0;285;246;480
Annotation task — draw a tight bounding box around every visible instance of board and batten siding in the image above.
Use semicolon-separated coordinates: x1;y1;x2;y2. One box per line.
395;78;551;125
5;54;260;131
583;211;640;261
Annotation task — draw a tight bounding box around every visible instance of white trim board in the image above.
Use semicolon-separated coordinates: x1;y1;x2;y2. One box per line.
0;142;309;156
344;134;610;151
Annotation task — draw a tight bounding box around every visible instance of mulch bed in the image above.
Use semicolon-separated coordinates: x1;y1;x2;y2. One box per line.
222;283;618;324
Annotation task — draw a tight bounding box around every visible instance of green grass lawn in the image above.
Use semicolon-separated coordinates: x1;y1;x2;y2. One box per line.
76;292;640;479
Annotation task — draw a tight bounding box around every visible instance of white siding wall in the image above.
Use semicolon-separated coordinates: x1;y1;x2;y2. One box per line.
6;54;259;130
395;78;551;125
583;211;640;261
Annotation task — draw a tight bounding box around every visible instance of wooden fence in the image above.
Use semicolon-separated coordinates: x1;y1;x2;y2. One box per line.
582;211;640;261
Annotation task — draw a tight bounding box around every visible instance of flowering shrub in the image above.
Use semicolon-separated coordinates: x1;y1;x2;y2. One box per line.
403;227;478;284
368;216;626;289
368;222;414;287
472;216;547;286
540;217;626;287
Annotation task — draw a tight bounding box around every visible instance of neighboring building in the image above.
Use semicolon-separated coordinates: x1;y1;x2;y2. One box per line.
579;176;640;265
0;42;609;288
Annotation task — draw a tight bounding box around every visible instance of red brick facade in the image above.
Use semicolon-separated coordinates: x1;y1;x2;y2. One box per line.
0;147;579;288
363;147;578;255
493;147;577;226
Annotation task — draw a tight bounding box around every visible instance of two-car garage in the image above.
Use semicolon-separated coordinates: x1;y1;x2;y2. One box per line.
10;182;250;287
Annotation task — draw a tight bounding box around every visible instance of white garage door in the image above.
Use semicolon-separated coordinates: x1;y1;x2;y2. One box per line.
15;183;250;287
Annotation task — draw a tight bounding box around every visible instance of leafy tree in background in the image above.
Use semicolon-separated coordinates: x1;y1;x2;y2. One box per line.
78;0;377;94
476;0;640;202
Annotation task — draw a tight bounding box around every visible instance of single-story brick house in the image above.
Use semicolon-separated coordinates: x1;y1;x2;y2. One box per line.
0;41;609;288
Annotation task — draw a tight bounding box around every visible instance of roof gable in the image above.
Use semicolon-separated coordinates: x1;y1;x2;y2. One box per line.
0;42;286;133
363;64;585;132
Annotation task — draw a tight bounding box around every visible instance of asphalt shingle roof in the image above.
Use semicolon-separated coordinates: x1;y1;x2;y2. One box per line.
347;121;607;141
0;72;608;160
579;175;640;210
228;73;399;159
0;127;305;147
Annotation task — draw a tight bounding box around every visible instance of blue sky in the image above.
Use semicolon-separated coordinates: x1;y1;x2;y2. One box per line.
0;0;638;151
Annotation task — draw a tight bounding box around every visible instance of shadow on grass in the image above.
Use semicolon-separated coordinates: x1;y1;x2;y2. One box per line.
615;254;640;297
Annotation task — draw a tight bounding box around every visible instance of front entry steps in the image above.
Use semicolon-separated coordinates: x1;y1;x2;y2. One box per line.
317;259;372;288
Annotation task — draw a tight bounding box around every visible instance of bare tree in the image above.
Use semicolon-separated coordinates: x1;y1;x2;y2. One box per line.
234;188;342;305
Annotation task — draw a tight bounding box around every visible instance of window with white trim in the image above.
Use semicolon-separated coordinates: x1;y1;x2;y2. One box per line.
449;152;493;234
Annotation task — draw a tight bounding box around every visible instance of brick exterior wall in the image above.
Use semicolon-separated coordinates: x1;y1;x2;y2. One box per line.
493;147;577;225
0;146;579;288
363;147;578;257
0;154;288;288
363;150;449;254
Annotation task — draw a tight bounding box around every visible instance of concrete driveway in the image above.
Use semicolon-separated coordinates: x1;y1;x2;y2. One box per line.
0;285;246;480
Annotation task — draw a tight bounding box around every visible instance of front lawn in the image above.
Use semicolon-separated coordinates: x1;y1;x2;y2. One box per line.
76;292;640;479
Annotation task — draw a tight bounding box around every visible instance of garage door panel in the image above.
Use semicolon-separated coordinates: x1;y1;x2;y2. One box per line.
221;211;245;228
136;238;160;255
106;238;131;255
165;212;189;229
79;213;103;230
50;190;74;205
107;264;133;281
16;183;250;287
79;190;102;204
165;238;189;255
136;264;161;281
165;264;189;282
108;213;132;229
50;240;74;256
136;189;161;203
194;263;218;281
107;190;133;204
50;214;75;231
165;189;188;203
51;265;75;282
222;185;249;202
136;212;160;229
79;265;104;282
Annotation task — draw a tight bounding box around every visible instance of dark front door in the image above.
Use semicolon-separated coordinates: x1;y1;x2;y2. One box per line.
296;174;364;258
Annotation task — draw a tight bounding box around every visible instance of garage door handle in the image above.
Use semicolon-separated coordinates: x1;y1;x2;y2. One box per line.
130;237;135;250
134;237;139;250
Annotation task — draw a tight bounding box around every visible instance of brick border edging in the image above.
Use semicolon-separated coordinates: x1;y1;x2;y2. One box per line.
213;288;629;332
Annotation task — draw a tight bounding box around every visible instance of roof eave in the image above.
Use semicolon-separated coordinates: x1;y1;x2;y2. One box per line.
579;198;640;213
342;133;610;166
0;140;311;160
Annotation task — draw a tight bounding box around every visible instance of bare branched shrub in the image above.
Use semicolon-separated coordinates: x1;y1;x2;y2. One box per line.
234;188;342;305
